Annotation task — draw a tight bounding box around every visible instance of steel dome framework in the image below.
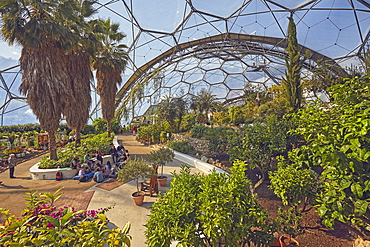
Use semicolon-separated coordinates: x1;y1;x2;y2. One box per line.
0;0;369;125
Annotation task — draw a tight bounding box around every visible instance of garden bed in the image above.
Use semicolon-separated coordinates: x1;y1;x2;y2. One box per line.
29;155;114;180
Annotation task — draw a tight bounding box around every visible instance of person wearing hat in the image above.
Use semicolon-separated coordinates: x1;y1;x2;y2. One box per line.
8;154;16;178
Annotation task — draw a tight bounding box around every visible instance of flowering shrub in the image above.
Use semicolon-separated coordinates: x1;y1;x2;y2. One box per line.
0;189;131;246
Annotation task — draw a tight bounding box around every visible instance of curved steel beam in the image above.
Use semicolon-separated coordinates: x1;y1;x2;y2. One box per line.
116;33;347;106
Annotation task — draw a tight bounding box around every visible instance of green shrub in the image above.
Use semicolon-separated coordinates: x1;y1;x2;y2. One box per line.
204;127;236;154
38;133;112;169
160;131;167;142
145;161;276;246
189;124;208;138
167;141;196;155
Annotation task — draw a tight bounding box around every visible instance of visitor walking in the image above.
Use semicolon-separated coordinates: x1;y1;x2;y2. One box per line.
8;154;16;178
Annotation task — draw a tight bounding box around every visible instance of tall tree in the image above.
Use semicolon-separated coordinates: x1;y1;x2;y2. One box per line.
64;50;93;146
281;15;307;112
157;96;187;132
190;89;218;122
63;1;96;146
0;0;93;159
91;18;128;137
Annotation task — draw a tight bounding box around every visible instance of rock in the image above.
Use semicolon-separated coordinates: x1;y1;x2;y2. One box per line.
207;158;214;164
201;156;208;162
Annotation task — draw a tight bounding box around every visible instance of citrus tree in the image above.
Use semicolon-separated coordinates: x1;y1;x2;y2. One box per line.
239;115;293;186
287;76;370;238
145;161;277;247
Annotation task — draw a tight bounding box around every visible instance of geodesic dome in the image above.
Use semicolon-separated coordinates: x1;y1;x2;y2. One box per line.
0;0;369;125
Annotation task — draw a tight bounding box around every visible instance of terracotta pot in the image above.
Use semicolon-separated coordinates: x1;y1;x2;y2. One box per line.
279;235;300;247
157;176;168;186
131;191;145;206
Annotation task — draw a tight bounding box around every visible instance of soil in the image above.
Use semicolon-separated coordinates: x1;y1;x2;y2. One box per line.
255;182;354;247
244;164;355;247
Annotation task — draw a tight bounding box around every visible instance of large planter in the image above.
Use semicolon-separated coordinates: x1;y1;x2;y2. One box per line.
157;175;168;187
131;191;145;206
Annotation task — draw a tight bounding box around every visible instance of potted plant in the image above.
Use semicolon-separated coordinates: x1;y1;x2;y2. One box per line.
116;157;154;206
146;147;174;186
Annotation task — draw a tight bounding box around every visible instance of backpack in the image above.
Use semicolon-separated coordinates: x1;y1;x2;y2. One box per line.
56;171;63;181
79;175;88;182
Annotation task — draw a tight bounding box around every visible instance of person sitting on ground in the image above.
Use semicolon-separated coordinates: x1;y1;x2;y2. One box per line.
73;166;93;181
96;148;104;164
93;167;104;183
116;144;125;152
91;162;102;172
84;152;95;168
104;161;112;176
124;150;130;161
109;164;118;179
70;155;81;169
78;166;89;176
78;167;87;177
117;152;126;163
109;145;118;163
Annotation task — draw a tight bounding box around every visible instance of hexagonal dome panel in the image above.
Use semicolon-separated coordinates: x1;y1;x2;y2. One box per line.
0;0;369;125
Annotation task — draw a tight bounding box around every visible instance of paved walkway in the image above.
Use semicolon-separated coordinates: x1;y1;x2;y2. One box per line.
0;132;203;247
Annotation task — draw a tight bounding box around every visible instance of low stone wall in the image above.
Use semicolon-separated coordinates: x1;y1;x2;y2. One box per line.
173;150;227;174
172;134;210;155
29;166;78;180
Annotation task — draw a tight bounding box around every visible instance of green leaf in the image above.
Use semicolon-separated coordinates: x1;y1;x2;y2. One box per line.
354;200;368;216
60;211;74;226
43;215;60;227
363;151;370;160
317;206;328;216
351;183;363;198
322;218;334;229
340;145;350;153
339;180;351;189
350;138;361;148
332;211;346;223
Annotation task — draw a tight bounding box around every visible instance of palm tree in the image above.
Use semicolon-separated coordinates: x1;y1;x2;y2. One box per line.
157;96;187;132
62;1;96;146
0;0;93;159
91;18;128;137
190;89;218;123
64;50;93;146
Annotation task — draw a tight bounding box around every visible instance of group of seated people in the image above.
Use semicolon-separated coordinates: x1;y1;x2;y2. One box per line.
109;144;130;164
70;144;128;183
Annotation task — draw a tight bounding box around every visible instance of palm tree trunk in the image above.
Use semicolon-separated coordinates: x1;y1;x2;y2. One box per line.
75;127;81;146
48;131;58;160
